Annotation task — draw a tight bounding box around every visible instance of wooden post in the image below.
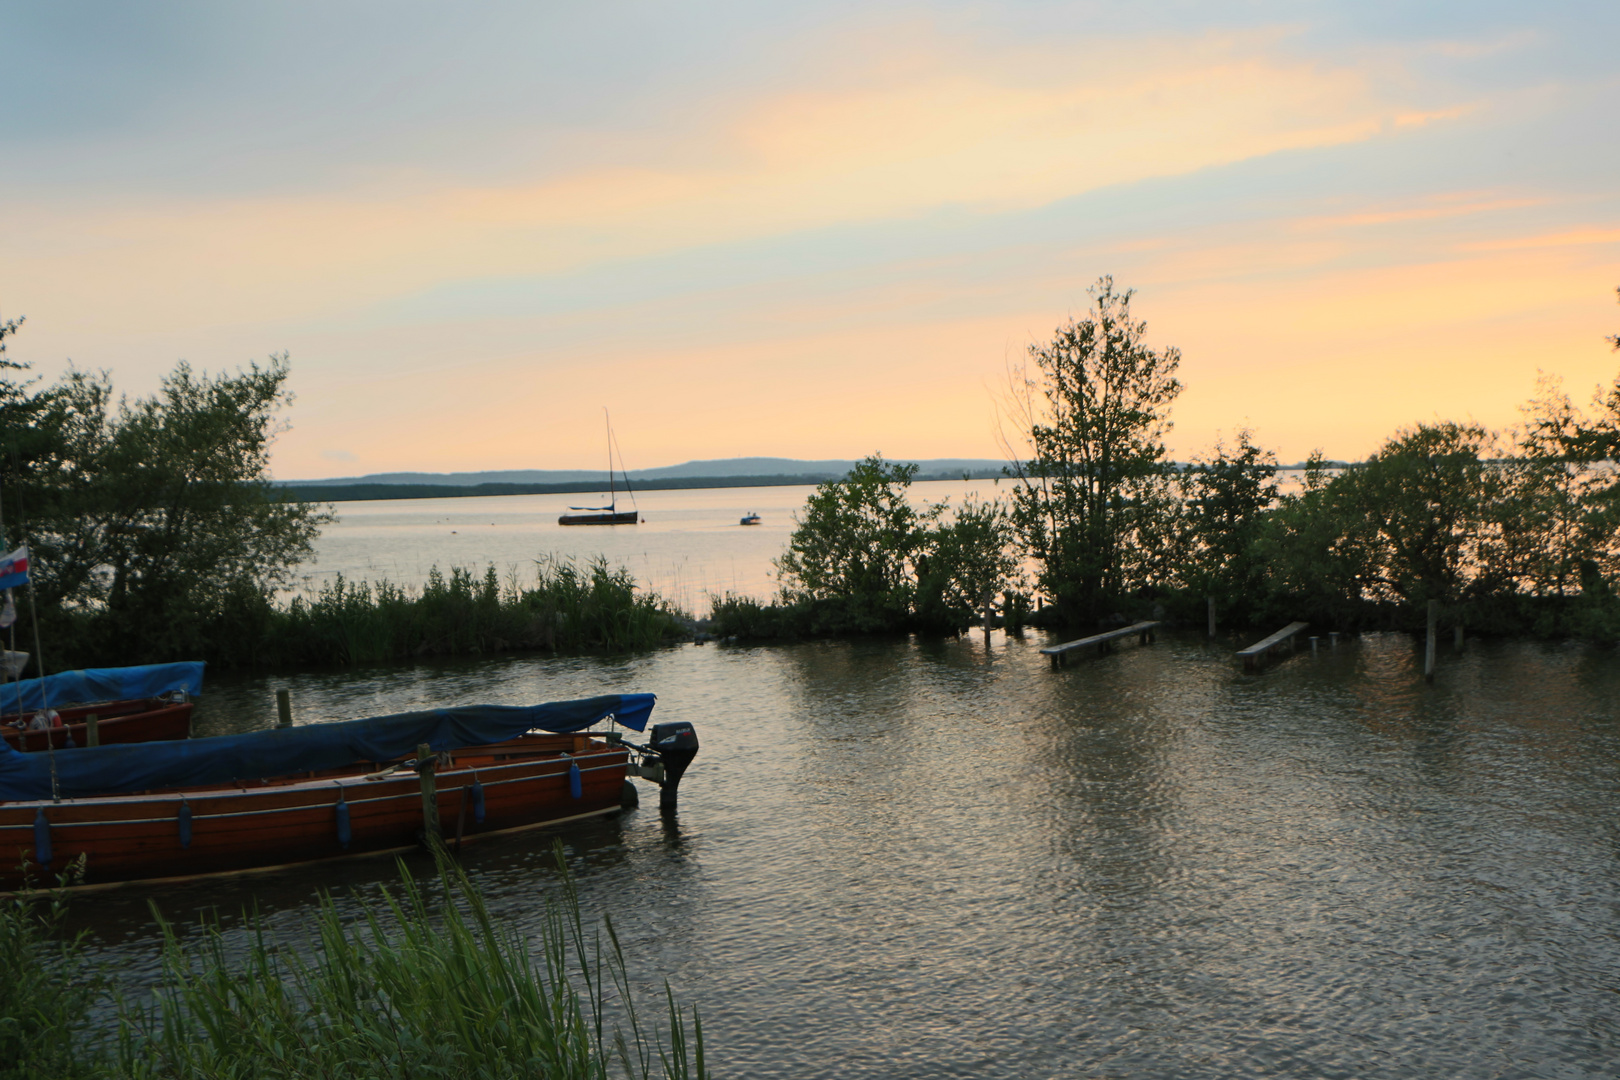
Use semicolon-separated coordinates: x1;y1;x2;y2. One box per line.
1424;600;1439;683
1207;596;1217;639
1310;636;1319;655
85;714;99;748
983;590;993;647
417;742;441;846
276;689;293;728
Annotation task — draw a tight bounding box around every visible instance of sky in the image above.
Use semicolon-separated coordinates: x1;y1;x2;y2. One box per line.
2;1;1617;478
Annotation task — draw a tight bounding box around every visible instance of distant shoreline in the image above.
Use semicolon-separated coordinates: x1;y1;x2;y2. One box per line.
276;470;1009;503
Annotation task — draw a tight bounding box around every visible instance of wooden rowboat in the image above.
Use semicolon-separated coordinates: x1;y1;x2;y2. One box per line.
2;732;630;890
0;695;697;891
2;697;193;753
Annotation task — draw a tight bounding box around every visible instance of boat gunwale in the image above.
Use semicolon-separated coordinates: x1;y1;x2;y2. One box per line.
0;740;628;815
0;756;629;828
0;803;625;896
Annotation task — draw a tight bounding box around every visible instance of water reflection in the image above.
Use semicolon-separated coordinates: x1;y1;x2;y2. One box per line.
72;633;1620;1078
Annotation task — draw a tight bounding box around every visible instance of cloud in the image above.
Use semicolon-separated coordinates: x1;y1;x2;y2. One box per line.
1461;226;1620;251
2;27;1455;341
1294;193;1546;231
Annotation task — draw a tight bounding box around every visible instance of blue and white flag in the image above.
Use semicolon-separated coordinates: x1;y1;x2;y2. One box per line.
0;547;26;592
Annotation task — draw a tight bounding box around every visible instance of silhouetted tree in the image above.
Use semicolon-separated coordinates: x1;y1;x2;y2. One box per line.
1004;277;1182;622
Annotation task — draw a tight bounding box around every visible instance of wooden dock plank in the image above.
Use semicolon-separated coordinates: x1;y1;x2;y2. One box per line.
1237;621;1309;670
1042;621;1160;668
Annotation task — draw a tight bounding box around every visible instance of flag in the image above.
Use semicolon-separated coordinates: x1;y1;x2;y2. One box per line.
0;546;27;592
0;591;13;629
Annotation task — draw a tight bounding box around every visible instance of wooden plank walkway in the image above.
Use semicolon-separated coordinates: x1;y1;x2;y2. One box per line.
1237;621;1309;670
1042;621;1160;668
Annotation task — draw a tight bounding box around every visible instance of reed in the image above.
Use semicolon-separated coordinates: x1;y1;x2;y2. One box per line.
266;556;689;666
0;852;710;1080
118;852;709;1080
0;859;107;1080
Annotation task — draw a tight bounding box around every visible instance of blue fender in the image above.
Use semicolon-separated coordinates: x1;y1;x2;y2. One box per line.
335;795;352;849
33;808;51;870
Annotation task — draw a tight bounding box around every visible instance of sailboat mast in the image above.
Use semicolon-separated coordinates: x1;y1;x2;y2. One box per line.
605;408;615;510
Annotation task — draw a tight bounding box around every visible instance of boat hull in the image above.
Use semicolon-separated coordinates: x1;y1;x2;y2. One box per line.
1;733;630;890
3;699;193;752
558;511;640;525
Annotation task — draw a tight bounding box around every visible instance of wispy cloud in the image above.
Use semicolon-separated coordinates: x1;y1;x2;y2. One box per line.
1462;226;1620;250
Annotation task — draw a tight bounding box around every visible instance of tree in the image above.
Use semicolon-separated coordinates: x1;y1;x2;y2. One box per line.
1259;451;1383;625
0;344;332;662
1501;374;1618;596
776;455;939;631
913;496;1022;630
1178;427;1280;616
1345;422;1505;607
1608;285;1619;352
1003;276;1182;622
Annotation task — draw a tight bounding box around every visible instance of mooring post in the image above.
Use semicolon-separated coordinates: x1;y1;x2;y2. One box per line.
85;714;100;747
417;741;441;845
983;589;993;648
276;689;293;728
1310;636;1319;655
1329;632;1340;647
1207;596;1216;639
1425;600;1439;683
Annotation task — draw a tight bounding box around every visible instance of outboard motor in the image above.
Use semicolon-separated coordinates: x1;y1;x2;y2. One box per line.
648;721;699;810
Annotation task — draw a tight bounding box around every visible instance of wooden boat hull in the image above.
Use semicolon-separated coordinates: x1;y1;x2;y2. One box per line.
1;733;630;890
558;511;640;525
2;699;193;752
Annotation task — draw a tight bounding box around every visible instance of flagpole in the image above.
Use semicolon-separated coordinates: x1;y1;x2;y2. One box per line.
8;463;59;801
0;484;9;718
0;482;15;719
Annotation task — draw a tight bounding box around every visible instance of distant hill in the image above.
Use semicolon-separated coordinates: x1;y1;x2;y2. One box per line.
274;457;1011;503
278;458;1009;488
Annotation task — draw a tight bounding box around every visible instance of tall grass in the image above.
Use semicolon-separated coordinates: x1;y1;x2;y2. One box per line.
272;558;688;666
3;853;709;1080
0;858;107;1080
41;555;691;669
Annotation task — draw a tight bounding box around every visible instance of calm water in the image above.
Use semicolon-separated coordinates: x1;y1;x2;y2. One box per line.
297;478;1016;611
78;630;1620;1078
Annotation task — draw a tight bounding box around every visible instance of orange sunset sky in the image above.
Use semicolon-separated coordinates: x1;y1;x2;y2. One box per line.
2;2;1617;477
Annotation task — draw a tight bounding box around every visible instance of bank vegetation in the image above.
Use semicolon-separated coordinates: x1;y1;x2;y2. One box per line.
1;853;708;1080
716;279;1620;643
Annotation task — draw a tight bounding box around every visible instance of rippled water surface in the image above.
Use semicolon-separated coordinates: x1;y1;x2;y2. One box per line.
81;631;1620;1078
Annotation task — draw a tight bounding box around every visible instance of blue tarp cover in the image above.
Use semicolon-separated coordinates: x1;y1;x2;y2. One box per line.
1;662;207;715
0;693;654;802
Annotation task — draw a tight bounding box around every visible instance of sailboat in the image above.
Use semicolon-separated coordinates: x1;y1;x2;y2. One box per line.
558;411;642;526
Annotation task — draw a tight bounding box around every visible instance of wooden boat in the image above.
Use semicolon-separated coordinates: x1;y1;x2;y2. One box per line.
559;410;642;526
2;697;193;752
0;695;697;891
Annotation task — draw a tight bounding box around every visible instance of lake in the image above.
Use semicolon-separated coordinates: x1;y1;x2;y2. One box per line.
296;477;1020;612
78;628;1620;1078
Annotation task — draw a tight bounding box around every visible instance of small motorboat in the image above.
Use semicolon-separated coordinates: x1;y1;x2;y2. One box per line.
740;512;762;526
1;661;204;750
1;694;699;890
3;696;193;752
